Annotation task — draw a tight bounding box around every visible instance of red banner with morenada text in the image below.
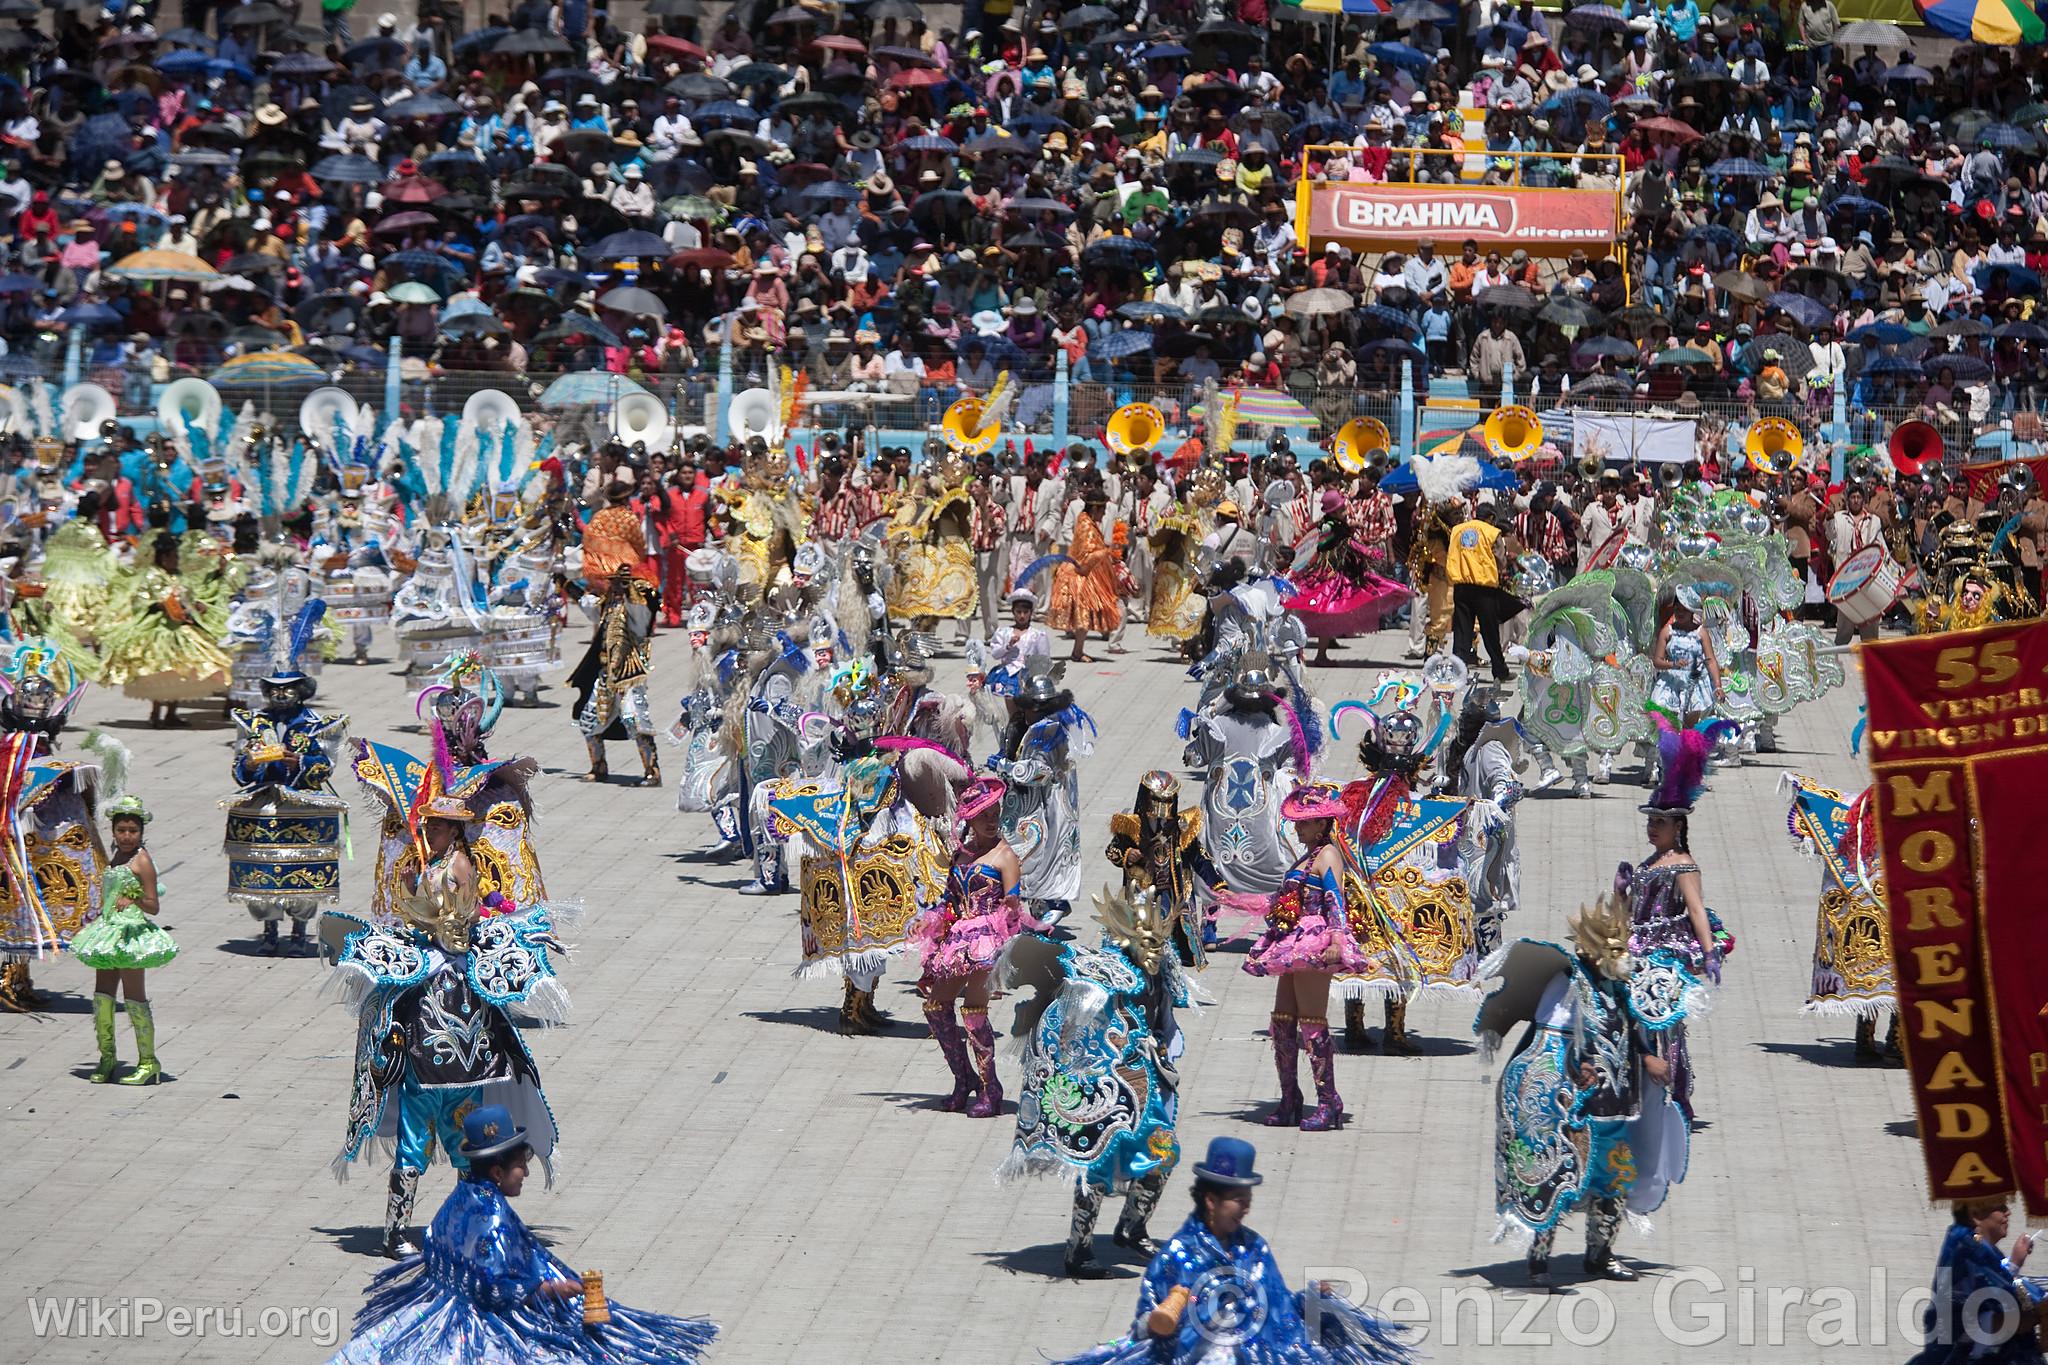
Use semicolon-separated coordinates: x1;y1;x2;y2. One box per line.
1863;617;2048;1215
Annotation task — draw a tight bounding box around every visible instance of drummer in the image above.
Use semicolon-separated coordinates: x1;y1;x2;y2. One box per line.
1826;484;1888;645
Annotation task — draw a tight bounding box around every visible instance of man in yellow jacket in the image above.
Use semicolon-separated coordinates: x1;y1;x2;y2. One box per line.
1446;501;1522;682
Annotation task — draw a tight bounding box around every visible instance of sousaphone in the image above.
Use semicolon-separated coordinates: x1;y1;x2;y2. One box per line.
1332;416;1391;474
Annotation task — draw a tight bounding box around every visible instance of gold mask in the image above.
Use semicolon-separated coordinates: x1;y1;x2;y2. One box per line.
1094;884;1174;976
1568;891;1634;981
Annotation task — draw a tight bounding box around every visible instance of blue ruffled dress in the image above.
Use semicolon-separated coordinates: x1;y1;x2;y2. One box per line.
330;1177;716;1364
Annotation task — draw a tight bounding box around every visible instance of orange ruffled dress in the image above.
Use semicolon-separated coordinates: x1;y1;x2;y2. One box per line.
1045;512;1124;637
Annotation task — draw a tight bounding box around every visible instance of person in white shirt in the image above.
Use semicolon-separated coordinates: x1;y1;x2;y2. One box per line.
650;99;694;158
611;165;655;221
1807;322;1847;392
1826;485;1886;643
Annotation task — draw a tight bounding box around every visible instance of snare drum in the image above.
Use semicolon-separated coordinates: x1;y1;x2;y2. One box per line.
326;567;393;623
1825;545;1903;627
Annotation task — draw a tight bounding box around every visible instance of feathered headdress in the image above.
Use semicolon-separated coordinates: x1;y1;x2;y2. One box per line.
1640;714;1738;815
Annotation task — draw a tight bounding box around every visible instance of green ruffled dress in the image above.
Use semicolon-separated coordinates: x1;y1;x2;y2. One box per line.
69;865;176;970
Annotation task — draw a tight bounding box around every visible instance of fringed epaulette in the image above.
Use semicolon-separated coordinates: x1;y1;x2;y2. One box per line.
1177;808;1203;849
1108;811;1142;843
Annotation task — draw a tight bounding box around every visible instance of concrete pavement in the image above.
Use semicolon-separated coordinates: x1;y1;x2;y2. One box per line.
0;618;1940;1362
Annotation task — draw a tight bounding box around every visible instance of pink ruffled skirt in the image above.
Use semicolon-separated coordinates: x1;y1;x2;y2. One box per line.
1242;914;1371;977
1285;566;1405;639
915;905;1033;982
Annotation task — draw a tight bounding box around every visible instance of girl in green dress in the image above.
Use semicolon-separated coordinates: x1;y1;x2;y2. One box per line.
70;794;173;1085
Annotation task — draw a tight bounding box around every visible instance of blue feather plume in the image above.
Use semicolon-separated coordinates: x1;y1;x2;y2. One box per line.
1010;553;1073;591
285;601;326;673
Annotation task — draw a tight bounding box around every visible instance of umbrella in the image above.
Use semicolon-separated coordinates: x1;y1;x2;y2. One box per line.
587;229;672;261
385;93;464;120
726;62;791;90
1477;284;1539;310
703;129;774;156
373;211;439;236
1976;264;2043;295
1705;158;1773;179
1932;318;1992;338
1061;4;1118;27
1632;116;1702;143
900;134;959;154
107;249;217;281
495;29;573;55
381;176;450;204
155;50;212;77
56;302;123;330
647;33;708;59
1927;354;1993;383
1565;3;1628;29
1837;19;1909;46
1572;335;1639;367
1088;330;1154;361
222;2;286;24
1391;0;1453;20
667;72;734;100
1713;270;1770;303
1978;123;2040;152
1139;42;1195;60
1995;320;2048;342
865;0;924;17
1117;301;1186;322
598;286;668;319
540;371;649;408
1848;322;1915;345
1765;292;1834;328
1005;197;1075;220
1081;239;1155;271
211;350;324;386
1358;339;1432;371
1540;297;1604;327
1230;388;1319;427
438;314;509;339
1652;348;1719;367
1283;288;1354;318
693;99;759;125
810;34;865;53
160;26;216;48
1365;42;1435;72
1914;0;2042;44
342;35;405;66
1862;353;1923;379
1194;201;1259;228
388;282;442;304
385;250;466;285
537;313;622;347
888;67;948;88
1739;339;1815;381
452;27;511;56
270;52;337;77
872;45;939;67
1354;303;1419;335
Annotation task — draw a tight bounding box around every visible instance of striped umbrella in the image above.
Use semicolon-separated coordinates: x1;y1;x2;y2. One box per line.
1229;388;1320;428
211;351;326;387
1914;0;2043;42
107;249;216;281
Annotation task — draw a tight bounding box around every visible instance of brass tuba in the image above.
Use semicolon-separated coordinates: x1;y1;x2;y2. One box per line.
1482;405;1542;462
1744;416;1804;475
1332;416;1391;474
1105;401;1166;456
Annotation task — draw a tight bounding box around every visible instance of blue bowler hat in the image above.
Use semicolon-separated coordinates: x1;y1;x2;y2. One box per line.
1192;1136;1263;1187
458;1104;528;1160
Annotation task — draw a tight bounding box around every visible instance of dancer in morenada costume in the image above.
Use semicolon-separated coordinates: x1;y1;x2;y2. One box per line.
353;652;546;930
328;1104;715;1365
1105;769;1222;968
1282;488;1406;665
772;661;960;1036
1475;890;1702;1290
987;656;1096;927
325;790;571;1261
1180;652;1309;901
1323;692;1482;1058
910;774;1031;1118
999;885;1198;1281
224;606;349;956
0;641;115;1013
1784;774;1899;1066
1039;1136;1414;1365
1621;717;1734;1121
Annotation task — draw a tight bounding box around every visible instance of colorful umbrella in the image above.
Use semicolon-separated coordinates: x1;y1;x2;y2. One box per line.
211;351;326;386
1914;0;2044;44
107;249;216;281
1229;388;1320;427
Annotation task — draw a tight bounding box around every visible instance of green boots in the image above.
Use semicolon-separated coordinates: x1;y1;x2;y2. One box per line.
117;999;160;1086
89;993;119;1083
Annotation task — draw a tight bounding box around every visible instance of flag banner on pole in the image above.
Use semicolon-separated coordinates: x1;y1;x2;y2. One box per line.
1863;619;2048;1213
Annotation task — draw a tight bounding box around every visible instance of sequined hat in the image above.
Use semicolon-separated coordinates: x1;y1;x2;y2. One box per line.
1192;1135;1263;1187
957;775;1007;824
1279;781;1346;822
457;1104;528;1159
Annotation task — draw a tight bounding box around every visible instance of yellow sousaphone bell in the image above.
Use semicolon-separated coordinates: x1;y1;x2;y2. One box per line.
940;394;1002;455
1332;416;1391;474
1744;416;1804;475
1105;401;1166;456
1482;405;1543;462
